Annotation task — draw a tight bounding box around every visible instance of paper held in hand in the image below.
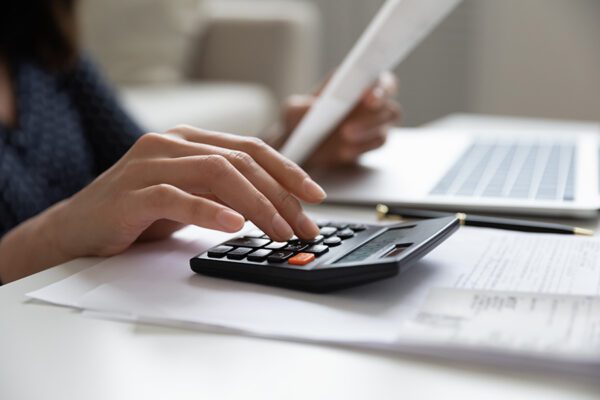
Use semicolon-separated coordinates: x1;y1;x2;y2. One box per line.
280;0;462;164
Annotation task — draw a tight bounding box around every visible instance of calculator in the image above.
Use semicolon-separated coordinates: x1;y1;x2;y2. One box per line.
190;216;459;293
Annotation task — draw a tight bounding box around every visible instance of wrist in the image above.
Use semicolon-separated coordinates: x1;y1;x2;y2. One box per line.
39;199;79;264
0;199;76;283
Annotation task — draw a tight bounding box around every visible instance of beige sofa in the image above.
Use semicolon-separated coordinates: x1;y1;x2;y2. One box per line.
82;0;321;136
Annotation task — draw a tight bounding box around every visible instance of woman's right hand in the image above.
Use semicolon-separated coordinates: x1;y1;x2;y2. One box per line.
51;125;327;261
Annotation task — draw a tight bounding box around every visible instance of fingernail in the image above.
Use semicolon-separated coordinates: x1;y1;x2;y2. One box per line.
297;213;320;239
302;177;327;201
367;87;385;109
272;213;294;240
373;86;385;99
217;209;245;231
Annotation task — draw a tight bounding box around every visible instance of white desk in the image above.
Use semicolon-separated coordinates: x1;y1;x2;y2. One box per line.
2;115;600;400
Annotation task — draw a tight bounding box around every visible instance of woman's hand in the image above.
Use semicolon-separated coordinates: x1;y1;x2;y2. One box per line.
51;126;326;261
280;72;401;168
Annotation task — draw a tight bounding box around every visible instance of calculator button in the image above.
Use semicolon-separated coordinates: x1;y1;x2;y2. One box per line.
305;245;329;256
316;220;330;228
287;235;301;244
207;245;234;258
303;235;324;245
226;247;253;260
288;252;315;266
284;243;309;252
329;222;349;230
319;227;337;237
224;238;270;248
265;241;287;250
267;250;295;263
324;236;342;246
244;229;265;238
348;223;367;232
247;249;272;262
337;229;355;239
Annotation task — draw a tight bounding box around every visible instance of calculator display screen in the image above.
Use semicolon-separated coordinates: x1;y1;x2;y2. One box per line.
334;228;414;264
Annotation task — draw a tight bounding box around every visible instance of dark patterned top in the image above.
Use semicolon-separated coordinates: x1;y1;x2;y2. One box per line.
0;57;144;237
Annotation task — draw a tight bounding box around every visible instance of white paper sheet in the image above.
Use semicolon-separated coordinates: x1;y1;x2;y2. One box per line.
400;288;600;358
27;225;600;353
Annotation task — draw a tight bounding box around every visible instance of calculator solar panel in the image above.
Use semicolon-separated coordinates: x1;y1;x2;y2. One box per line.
190;217;459;292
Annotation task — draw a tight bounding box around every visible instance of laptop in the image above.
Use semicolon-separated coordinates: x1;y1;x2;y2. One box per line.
310;127;600;218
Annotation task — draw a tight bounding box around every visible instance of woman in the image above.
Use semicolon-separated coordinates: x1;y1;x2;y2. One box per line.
0;1;400;283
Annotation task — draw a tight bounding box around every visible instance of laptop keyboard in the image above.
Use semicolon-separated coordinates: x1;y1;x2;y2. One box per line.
430;141;576;201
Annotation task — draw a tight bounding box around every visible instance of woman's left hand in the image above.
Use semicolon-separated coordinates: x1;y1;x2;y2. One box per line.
281;71;401;168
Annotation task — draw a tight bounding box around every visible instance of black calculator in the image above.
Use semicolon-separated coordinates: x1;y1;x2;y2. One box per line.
190;216;459;293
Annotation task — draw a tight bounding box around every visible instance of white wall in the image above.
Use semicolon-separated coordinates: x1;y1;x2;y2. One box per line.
468;0;600;121
222;0;600;125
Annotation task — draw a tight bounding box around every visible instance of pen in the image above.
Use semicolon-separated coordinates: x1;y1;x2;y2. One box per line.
375;204;594;236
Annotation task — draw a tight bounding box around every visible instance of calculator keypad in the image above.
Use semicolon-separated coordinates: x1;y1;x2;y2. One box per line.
205;221;369;266
193;217;460;293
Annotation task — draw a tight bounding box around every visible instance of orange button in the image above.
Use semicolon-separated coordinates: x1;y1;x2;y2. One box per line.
288;252;315;266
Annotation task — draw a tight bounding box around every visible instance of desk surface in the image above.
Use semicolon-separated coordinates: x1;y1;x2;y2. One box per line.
2;115;600;400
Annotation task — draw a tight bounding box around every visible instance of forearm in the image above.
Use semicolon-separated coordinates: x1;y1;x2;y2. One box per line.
0;201;71;284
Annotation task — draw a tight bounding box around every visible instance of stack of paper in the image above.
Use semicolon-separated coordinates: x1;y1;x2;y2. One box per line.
27;224;600;376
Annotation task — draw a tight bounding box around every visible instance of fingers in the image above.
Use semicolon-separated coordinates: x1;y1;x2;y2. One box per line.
167;126;327;204
128;155;318;241
362;71;399;110
341;102;401;144
129;184;245;233
338;132;388;163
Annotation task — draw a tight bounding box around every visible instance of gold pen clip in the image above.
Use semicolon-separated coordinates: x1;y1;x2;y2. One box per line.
376;204;402;221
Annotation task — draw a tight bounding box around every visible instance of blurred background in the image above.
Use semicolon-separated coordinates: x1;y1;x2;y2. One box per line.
80;0;600;134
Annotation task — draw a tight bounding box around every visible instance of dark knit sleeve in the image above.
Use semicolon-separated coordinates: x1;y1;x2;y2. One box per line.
65;56;145;173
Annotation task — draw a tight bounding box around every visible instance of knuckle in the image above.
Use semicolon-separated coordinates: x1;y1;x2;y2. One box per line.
136;132;164;147
202;154;231;180
148;184;174;208
187;198;205;219
253;194;274;219
276;188;299;210
166;124;194;135
243;136;268;153
227;150;255;170
133;132;173;154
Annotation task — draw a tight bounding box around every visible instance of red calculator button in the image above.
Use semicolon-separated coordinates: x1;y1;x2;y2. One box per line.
288;252;315;266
